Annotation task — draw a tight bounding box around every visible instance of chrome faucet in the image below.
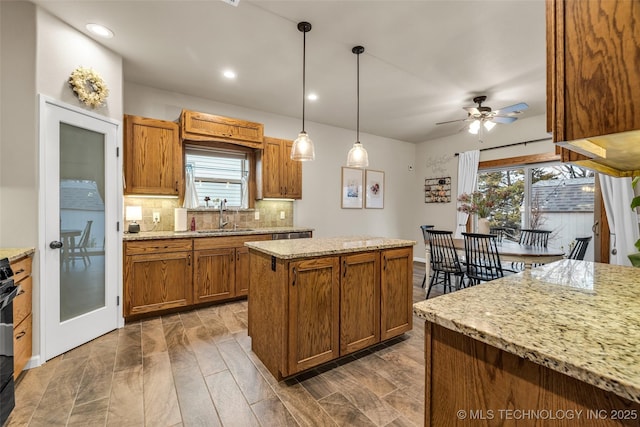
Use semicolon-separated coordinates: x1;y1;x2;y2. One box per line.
219;198;228;229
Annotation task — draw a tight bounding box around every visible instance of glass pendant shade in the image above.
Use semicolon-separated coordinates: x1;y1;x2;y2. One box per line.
483;120;496;131
291;131;315;161
347;142;369;168
468;119;481;134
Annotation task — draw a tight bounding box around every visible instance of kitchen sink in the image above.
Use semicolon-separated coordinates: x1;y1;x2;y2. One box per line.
196;228;254;233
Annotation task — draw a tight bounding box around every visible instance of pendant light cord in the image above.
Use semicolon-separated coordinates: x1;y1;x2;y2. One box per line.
302;29;306;133
356;51;360;143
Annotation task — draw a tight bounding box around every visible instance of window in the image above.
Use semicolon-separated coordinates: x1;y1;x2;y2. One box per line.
185;145;248;208
478;162;595;260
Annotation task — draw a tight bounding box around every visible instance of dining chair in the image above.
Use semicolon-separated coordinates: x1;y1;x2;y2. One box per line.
425;229;465;299
420;225;434;288
70;220;93;267
462;232;504;286
518;229;552;247
567;236;592;260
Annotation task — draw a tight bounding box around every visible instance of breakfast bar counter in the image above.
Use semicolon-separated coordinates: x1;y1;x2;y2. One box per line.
413;259;640;426
247;236;415;380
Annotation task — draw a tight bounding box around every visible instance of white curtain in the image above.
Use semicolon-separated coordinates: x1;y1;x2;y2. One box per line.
183;164;199;208
599;174;640;266
455;150;480;238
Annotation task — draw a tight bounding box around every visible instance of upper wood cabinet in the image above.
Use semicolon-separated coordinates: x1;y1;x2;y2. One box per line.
181;109;264;149
547;0;640;176
257;137;302;199
124;115;182;196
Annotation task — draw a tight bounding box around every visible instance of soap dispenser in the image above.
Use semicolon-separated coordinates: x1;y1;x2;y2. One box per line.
190;217;196;231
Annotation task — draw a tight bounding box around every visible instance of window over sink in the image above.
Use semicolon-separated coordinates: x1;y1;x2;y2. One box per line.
185;145;249;208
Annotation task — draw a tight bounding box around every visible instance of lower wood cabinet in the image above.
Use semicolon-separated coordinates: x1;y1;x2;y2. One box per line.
249;245;413;379
11;254;33;379
124;234;271;319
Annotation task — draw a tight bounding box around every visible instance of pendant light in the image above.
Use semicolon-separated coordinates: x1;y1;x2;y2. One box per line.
346;45;369;168
290;21;315;161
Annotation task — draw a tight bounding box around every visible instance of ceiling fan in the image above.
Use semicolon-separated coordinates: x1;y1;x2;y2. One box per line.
436;95;529;135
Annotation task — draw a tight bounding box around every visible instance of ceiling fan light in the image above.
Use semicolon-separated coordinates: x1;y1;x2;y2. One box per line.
468;120;480;134
347;142;369;168
483;120;496;131
291;131;315;161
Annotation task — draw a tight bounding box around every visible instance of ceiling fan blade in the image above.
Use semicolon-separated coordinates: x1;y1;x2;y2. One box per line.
495;102;529;115
436;118;468;125
491;116;517;124
463;107;480;115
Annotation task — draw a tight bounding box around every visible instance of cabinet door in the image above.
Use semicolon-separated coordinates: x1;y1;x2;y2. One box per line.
288;257;340;374
124;115;181;196
380;247;413;340
262;137;282;198
282;139;302;199
124;251;192;317
235;246;250;296
340;252;380;355
194;248;236;303
181;110;264;149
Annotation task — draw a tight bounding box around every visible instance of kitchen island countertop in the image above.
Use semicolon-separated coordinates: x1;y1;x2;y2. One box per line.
245;235;416;259
413;259;640;404
0;248;35;262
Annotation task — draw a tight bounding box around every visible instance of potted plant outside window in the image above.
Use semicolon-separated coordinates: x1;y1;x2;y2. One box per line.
629;177;640;267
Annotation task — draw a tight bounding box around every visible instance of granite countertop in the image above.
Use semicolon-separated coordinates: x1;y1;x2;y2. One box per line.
413;259;640;404
123;226;314;241
245;236;416;259
0;247;35;262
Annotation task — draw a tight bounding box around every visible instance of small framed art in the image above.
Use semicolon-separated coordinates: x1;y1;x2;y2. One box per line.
365;169;384;209
341;167;364;209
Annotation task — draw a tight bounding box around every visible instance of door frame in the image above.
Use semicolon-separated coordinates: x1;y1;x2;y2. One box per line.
37;95;123;366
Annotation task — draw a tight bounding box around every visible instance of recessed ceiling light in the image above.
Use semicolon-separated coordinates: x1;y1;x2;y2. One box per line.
223;70;237;79
307;93;318;101
86;23;114;39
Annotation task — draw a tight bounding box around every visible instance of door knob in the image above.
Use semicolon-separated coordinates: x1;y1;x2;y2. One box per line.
49;241;63;249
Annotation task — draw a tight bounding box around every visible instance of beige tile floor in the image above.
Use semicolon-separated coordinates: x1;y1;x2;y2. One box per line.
8;263;439;427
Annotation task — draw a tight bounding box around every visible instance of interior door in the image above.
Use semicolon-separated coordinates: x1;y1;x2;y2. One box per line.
41;96;120;360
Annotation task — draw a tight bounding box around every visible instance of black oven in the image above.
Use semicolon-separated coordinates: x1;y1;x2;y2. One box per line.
0;258;18;425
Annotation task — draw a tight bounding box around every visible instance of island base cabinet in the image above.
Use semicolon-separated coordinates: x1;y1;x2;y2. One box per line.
381;247;413;340
425;322;640;427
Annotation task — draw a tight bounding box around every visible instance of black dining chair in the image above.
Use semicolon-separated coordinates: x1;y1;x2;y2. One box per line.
518;229;552;247
420;225;434;288
568;236;592;260
462;232;504;286
425;229;465;299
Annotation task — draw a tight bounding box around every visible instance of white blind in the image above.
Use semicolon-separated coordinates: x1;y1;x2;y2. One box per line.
185;146;248;208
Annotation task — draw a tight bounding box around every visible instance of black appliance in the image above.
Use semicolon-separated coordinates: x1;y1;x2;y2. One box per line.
0;258;19;425
271;231;312;240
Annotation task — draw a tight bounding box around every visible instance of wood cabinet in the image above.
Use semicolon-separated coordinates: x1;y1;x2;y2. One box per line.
181;109;264;149
124;115;182;196
257;137;302;199
547;0;640;176
248;245;413;379
12;254;32;379
124;239;193;317
193;234;270;303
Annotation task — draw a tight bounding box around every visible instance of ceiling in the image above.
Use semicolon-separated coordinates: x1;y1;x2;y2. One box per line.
34;0;547;143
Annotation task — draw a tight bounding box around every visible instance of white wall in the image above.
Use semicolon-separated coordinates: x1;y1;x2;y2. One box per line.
413;114;555;256
124;82;417;240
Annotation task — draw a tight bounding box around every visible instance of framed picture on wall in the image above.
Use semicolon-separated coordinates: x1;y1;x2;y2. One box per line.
365;169;385;209
341;167;364;209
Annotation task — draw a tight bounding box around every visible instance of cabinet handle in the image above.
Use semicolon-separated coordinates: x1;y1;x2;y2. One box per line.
16;269;25;274
15;331;26;340
175;180;179;192
17;289;25;296
284;186;287;195
236;253;240;261
343;260;347;278
292;267;297;286
187;253;191;266
383;256;387;270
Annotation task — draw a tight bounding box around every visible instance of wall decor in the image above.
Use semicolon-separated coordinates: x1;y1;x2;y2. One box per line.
68;66;109;108
424;177;451;203
365;169;384;209
341;167;363;209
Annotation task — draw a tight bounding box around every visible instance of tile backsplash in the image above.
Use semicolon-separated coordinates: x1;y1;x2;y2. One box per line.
124;198;294;232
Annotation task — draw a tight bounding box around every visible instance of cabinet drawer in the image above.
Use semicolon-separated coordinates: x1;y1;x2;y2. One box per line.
194;234;271;251
14;313;32;379
11;256;32;284
14;276;32;327
125;239;192;255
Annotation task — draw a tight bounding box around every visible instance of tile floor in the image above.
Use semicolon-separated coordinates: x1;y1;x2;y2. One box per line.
8;263;438;427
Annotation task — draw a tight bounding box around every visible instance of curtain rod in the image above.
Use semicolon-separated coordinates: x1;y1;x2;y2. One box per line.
454;137;552;156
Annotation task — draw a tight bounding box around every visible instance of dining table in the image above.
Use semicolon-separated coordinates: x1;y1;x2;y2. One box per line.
424;237;566;288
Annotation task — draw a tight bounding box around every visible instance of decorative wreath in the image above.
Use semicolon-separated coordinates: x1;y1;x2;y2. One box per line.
68;66;109;108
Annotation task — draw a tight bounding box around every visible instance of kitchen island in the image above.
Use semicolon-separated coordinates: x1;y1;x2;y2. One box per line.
414;260;640;426
246;236;415;380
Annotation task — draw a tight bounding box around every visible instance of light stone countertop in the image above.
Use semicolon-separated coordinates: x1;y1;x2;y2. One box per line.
245;236;416;259
0;247;35;262
123;227;314;241
413;259;640;404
